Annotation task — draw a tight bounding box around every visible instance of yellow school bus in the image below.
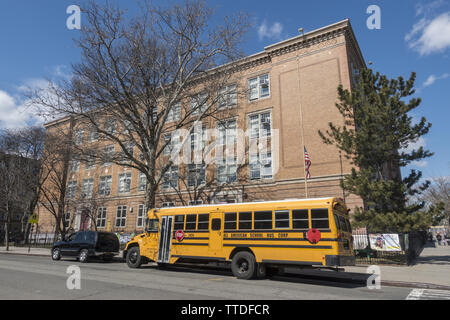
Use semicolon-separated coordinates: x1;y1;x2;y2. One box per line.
123;197;355;279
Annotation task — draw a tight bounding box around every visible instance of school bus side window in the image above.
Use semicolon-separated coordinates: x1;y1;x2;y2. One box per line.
292;209;309;229
224;212;237;230
197;214;209;230
333;214;341;230
275;210;290;229
238;212;252;230
174;215;185;230
254;211;272;229
185;214;197;230
311;208;329;229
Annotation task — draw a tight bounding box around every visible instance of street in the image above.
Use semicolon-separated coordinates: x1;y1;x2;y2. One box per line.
0;254;416;300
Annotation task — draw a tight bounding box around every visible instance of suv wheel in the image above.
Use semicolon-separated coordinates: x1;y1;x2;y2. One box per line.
78;249;89;263
126;247;142;268
231;251;256;280
52;248;61;261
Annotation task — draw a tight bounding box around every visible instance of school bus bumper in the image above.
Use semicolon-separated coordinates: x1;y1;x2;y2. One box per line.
325;255;355;266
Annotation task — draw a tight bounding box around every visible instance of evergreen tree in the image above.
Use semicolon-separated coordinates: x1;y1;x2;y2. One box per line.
319;69;439;232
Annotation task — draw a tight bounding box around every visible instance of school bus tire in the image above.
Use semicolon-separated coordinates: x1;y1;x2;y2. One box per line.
231;251;256;280
126;246;142;268
256;263;267;279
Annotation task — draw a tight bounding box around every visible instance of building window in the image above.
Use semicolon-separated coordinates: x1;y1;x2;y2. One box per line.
249;111;271;140
98;176;112;196
67;181;78;199
105;119;117;135
190;92;207;115
84;151;96;170
162;202;175;208
162;166;178;190
118;172;132;193
216;119;237;146
167;103;181;122
138;172;147;191
218;84;237;109
64;212;71;228
188;164;206;187
97;207;107;228
188;200;203;206
249;152;272;180
115;205;127;228
74;129;84;145
163;131;180;155
69;160;80;173
248;73;270;101
216;157;237;184
88;127;99;142
137;204;146;228
190;124;207;152
102;145;115;166
81;178;94;199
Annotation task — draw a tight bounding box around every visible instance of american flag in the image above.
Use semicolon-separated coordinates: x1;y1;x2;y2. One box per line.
304;147;311;179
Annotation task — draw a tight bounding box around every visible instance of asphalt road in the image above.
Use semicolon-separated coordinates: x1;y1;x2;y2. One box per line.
0;254;413;300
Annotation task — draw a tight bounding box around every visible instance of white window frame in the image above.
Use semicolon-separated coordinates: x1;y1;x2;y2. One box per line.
67;181;78;199
218;84;237;109
81;178;94;199
98;175;112;196
115;205;127;228
118;172;132;193
96;207;107;228
162;166;178;190
248;73;270;101
136;204;146;228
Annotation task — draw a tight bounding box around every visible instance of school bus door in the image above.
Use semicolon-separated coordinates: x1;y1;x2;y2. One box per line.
209;212;223;255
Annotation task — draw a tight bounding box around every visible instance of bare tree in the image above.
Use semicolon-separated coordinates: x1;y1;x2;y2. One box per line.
420;176;450;226
37;122;75;239
0;127;45;248
29;0;249;211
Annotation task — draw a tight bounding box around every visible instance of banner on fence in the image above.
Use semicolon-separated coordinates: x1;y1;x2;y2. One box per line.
369;234;401;251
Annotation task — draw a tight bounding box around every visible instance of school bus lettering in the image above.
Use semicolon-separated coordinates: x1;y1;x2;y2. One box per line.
124;197;355;279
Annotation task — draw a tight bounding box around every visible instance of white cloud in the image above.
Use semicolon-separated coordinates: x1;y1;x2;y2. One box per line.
406;12;450;55
258;21;283;41
0;90;40;129
423;73;449;87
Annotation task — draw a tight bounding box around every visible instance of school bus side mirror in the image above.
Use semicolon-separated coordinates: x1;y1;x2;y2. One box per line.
211;218;221;231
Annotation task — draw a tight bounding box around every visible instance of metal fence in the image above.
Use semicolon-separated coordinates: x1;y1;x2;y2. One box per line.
352;228;427;265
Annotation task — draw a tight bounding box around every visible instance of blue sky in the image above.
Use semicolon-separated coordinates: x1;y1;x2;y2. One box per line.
0;0;449;179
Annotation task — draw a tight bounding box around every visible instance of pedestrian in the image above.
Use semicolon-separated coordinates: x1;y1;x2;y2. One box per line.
436;232;442;246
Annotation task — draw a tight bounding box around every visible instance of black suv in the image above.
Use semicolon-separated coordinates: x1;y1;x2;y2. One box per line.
51;231;120;263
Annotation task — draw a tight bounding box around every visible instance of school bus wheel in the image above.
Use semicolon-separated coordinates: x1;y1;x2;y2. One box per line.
231;251;256;280
126;246;142;268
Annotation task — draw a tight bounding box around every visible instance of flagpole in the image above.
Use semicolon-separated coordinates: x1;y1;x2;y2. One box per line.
296;53;308;198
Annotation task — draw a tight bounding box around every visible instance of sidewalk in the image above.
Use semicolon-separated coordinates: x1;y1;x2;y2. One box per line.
343;245;450;288
1;245;449;290
0;246;51;257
